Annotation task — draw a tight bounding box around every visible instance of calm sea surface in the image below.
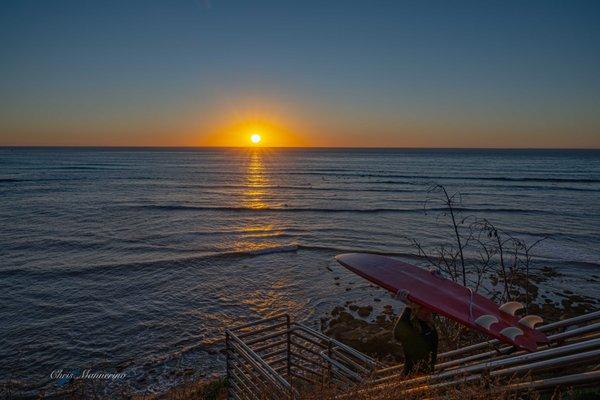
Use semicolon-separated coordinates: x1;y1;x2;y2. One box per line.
1;148;599;395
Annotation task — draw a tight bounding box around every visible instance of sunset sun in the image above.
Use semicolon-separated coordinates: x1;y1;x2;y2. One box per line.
250;133;262;144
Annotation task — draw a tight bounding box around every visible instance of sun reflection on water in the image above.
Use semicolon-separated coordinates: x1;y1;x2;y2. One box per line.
243;150;269;210
233;150;279;251
233;167;304;321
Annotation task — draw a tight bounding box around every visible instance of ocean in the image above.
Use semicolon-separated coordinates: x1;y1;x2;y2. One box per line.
1;147;599;396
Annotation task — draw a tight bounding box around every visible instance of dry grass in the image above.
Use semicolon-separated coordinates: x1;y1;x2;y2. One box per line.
201;373;600;400
131;377;227;400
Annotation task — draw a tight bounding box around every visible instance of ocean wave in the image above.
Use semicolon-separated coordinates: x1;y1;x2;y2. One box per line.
17;241;586;279
129;203;560;216
178;183;424;194
52;165;124;171
0;178;28;183
0;176;164;186
297;244;419;259
464;184;600;193
546;259;600;270
275;171;600;183
133;204;419;213
356;180;600;192
0;244;300;278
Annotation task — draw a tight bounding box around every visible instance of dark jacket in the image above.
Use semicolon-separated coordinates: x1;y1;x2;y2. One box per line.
393;307;438;375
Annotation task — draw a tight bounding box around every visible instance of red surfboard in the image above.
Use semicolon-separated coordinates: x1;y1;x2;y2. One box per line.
336;253;548;352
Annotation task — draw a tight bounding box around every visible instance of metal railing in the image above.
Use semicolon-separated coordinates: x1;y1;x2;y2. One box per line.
342;310;600;398
225;311;600;399
225;314;377;399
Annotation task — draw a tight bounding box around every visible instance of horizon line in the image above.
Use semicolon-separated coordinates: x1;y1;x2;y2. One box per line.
1;145;599;151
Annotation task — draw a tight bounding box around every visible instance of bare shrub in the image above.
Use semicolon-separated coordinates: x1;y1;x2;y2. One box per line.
414;184;545;309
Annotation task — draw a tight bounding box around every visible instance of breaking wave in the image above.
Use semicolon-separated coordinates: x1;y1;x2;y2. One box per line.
129;204;562;216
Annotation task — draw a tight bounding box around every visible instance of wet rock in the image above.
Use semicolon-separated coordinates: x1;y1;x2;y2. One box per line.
382;305;394;315
356;306;373;318
323;307;403;362
331;306;344;317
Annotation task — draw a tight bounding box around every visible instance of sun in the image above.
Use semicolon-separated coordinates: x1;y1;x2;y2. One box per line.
250;133;262;144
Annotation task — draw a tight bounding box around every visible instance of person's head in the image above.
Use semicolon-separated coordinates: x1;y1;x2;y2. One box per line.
409;302;433;322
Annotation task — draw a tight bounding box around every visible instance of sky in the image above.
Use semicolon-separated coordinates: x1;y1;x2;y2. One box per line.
1;0;599;148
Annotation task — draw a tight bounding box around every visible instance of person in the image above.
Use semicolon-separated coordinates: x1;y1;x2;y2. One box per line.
393;290;438;375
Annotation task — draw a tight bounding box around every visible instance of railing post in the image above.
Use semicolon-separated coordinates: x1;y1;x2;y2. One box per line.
285;314;292;398
225;331;231;399
327;341;333;385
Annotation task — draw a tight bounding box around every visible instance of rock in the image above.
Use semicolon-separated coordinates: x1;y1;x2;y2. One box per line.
357;306;373;318
331;306;345;316
323;307;403;362
382;305;394;315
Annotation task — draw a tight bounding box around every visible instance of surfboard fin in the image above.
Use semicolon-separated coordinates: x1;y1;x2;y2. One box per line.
500;326;525;341
474;314;499;330
499;301;524;316
519;315;543;329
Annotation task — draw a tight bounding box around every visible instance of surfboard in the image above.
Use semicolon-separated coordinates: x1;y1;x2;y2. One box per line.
335;253;548;352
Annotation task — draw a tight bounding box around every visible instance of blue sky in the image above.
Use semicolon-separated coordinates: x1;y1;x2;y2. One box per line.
1;0;599;147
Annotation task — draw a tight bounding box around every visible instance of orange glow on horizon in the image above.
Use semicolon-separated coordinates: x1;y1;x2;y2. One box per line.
202;122;301;147
197;109;308;147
